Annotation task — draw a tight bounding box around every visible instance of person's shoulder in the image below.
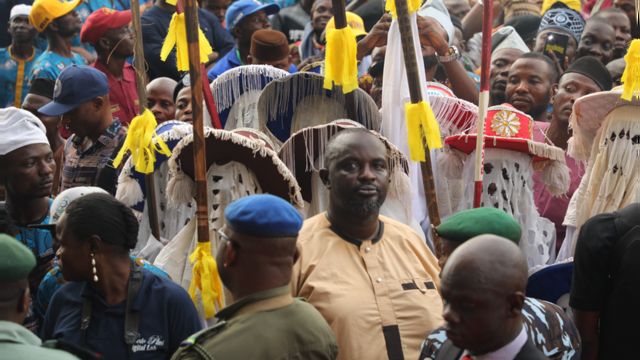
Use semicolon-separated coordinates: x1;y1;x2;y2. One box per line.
1;344;80;360
298;213;331;241
171;321;228;360
379;215;424;241
140;268;189;302
515;336;549;360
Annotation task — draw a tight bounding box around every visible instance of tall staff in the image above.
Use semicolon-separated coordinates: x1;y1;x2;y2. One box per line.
472;0;493;208
391;0;442;253
130;0;161;239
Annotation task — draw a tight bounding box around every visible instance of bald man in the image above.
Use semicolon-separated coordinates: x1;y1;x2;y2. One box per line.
437;235;548;360
146;77;177;123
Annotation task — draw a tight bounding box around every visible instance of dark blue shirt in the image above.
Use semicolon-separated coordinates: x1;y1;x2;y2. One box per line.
41;268;202;359
208;46;297;81
142;5;234;81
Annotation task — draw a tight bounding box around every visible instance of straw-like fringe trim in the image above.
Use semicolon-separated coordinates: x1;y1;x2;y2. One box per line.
231;127;278;151
541;159;570;197
437;147;465;179
429;95;479;137
166;127;304;208
527;141;565;162
279;120;408;179
258;73;381;132
210;65;289;112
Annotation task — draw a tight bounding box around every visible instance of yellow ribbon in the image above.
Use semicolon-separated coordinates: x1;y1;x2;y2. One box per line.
405;100;442;161
112;109;172;174
385;0;421;18
323;26;359;93
621;39;640;101
188;242;224;318
160;12;213;71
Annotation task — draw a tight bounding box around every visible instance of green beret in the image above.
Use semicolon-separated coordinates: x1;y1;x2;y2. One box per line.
436;207;522;244
0;234;36;282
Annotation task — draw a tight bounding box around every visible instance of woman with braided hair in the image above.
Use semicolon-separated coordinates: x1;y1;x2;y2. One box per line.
41;193;202;359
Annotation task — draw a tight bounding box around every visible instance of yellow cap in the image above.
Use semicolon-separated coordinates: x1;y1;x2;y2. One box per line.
29;0;81;32
327;11;367;38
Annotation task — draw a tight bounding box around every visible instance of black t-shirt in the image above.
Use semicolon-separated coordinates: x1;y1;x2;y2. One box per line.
570;203;640;359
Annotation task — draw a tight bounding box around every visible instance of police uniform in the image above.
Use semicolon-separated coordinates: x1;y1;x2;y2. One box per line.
172;285;338;360
0;234;78;360
172;194;338;360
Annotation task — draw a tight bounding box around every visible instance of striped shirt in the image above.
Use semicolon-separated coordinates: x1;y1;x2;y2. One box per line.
61;119;127;191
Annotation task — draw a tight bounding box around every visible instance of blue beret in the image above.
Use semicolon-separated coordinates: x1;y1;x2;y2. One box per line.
224;194;302;237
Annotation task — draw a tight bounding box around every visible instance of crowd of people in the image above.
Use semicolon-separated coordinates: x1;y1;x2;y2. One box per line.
0;0;639;358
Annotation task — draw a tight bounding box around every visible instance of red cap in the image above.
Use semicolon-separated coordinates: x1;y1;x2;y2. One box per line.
80;7;131;45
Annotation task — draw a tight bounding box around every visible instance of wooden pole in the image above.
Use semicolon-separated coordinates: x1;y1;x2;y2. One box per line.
181;0;210;244
472;0;493;208
392;0;442;254
330;0;357;121
131;0;161;239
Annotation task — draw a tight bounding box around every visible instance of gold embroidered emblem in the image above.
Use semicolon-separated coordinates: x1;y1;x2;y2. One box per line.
490;110;521;137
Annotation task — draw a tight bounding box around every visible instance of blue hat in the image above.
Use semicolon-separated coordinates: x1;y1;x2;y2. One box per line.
526;262;573;304
224;194;302;237
39;65;109;116
225;0;279;31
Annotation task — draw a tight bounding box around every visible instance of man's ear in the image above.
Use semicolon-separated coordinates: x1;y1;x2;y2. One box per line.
319;168;330;188
97;37;111;53
225;241;237;267
507;291;526;317
93;96;105;110
17;287;29;314
551;83;558;98
232;26;242;40
246;54;254;64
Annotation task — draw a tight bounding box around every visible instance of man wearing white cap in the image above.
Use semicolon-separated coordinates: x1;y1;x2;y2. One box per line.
0;107;56;322
0;4;42;107
489;26;530;106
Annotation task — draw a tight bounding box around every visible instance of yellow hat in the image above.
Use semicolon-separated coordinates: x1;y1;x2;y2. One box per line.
327;11;367;38
29;0;81;32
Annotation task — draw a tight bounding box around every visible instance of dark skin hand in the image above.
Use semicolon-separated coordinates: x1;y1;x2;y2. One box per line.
573;309;599;360
417;15;478;104
356;13;391;61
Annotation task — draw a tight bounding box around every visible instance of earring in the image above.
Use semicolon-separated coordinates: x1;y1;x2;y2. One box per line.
91;252;99;283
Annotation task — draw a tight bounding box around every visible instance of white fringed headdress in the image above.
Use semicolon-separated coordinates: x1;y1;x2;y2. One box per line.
458;149;557;268
278;119;424;236
571;106;640;248
257;72;382;147
208;65;289;130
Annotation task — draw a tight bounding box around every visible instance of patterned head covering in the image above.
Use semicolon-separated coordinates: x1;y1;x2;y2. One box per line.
538;3;585;43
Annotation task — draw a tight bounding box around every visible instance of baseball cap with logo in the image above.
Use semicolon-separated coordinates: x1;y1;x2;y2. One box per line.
38;65;109;116
225;0;279;31
80;8;132;45
29;0;81;33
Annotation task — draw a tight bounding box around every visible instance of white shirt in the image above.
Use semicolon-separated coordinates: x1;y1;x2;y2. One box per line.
462;326;528;360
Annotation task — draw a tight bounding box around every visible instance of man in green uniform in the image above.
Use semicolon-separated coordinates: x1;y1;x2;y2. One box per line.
171;194;338;360
0;234;78;359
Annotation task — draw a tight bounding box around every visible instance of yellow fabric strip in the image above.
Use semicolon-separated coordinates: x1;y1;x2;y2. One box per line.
385;0;421;18
621;39;640;101
112;109;172;173
188;241;224;318
14;59;25;107
323;26;359;93
161;13;214;72
405;100;443;161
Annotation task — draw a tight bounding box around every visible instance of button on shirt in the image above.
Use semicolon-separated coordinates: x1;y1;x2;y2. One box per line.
61;119;127;191
0;45;42;107
292;213;444;360
41;268;203;359
93;61;139;126
28;50;85;82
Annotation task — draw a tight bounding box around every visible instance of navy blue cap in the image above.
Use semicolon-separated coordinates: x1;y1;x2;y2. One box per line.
224;194;302;237
39;65;109;116
225;0;279;30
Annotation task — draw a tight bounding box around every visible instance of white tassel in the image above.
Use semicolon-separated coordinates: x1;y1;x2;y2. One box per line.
437;148;465;179
115;175;145;206
167;169;196;205
541;159;571;197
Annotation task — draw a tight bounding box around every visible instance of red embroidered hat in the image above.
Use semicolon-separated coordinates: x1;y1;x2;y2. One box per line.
80;7;131;45
445;104;565;163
